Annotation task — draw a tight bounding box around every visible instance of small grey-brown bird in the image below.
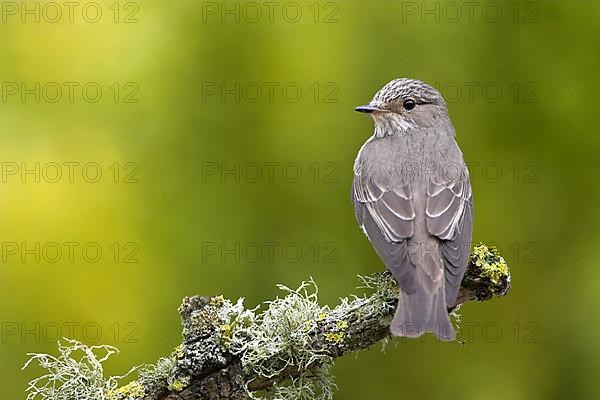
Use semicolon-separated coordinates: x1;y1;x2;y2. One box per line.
352;78;473;340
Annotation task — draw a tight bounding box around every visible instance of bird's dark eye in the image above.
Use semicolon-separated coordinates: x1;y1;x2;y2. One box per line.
403;99;416;110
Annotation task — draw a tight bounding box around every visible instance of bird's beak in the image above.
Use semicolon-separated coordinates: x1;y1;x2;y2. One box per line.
354;104;386;113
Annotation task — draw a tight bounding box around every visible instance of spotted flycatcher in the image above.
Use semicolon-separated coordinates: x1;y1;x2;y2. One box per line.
352;78;473;340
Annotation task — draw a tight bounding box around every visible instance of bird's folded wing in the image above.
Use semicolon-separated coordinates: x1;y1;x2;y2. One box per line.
425;166;473;304
352;174;417;293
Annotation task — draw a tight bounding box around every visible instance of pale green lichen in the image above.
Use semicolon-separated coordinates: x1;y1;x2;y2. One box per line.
225;279;335;400
21;276;400;400
22;339;138;400
227;275;400;399
24;257;509;400
230;280;330;373
449;304;463;343
261;365;336;400
136;351;189;394
357;272;400;304
22;339;184;400
353;272;399;322
137;354;177;395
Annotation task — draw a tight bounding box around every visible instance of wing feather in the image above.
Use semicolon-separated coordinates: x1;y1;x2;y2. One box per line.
352;174;416;293
426;165;473;304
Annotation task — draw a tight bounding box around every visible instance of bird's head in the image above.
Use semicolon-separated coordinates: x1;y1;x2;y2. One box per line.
356;78;450;138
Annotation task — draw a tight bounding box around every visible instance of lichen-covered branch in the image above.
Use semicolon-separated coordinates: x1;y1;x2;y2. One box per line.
23;244;510;400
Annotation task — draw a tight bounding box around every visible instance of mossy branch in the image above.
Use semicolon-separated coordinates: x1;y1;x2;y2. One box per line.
24;244;510;400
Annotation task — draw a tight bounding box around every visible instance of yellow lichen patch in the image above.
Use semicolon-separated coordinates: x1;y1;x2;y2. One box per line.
305;320;315;332
169;375;191;392
470;243;510;284
106;392;118;400
174;344;185;358
220;323;232;336
325;332;345;344
482;258;508;283
210;295;225;306
220;323;233;347
106;381;145;400
336;320;348;331
481;257;509;284
318;312;327;321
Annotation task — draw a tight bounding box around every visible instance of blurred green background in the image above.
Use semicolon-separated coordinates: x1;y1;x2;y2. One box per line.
1;1;598;398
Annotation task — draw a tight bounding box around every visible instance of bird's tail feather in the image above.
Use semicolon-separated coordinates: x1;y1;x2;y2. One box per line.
391;284;454;341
